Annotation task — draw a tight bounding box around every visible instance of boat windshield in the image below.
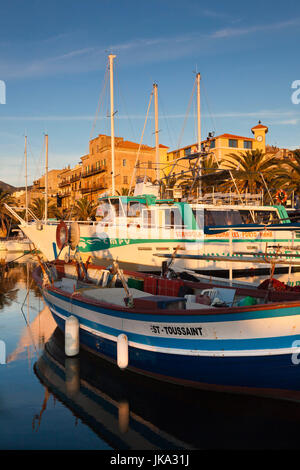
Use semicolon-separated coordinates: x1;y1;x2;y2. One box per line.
193;208;281;227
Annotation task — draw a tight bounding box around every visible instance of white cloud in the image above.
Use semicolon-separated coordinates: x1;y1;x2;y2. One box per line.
2;16;300;80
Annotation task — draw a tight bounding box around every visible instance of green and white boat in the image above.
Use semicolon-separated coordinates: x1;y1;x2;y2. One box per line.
11;192;300;279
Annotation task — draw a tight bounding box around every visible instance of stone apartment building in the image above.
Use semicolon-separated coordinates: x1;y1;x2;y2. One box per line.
57;134;169;210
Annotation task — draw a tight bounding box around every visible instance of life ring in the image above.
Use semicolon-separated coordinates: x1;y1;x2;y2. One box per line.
275;189;287;204
56;220;69;250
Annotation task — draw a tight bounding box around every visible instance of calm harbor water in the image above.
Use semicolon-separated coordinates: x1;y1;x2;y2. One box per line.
2;256;300;450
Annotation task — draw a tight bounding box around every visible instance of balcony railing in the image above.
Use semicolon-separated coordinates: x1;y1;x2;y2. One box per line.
80;184;108;194
70;174;81;183
58;180;70;188
82;167;107;178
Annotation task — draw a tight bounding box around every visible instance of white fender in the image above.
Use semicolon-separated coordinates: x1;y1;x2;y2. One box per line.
117;334;128;369
65;315;79;357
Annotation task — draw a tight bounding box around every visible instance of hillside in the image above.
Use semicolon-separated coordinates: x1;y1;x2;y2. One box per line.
0;180;17;193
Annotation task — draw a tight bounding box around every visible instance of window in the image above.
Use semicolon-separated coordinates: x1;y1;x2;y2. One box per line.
184;147;191;156
123;159;126;167
143;209;156;228
244;140;252;149
253;210;279;224
127;201;146;217
210;140;216;149
164;208;182;228
123;176;128;184
204;209;243;226
228;139;238;148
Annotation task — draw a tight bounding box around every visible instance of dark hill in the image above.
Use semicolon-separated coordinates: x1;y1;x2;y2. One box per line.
0;181;19;193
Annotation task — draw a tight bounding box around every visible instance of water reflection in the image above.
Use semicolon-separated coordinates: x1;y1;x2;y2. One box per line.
0;261;21;309
2;257;56;363
34;328;300;450
7;305;56;364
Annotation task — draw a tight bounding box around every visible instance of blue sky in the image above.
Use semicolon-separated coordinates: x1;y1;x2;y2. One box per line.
1;0;300;186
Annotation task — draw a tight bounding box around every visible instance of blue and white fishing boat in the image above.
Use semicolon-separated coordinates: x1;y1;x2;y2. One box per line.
33;257;300;400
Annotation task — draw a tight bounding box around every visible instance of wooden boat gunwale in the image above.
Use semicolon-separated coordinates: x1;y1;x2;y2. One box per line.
33;260;300;318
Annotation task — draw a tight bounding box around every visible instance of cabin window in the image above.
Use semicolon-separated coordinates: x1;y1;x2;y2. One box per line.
204;209;244;226
210;140;216;149
142;209;156;228
127;201;146;217
109;198;125;217
184;147;191;156
164;208;182;228
252;210;279;224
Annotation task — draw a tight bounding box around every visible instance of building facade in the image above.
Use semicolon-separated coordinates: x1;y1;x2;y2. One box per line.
167;122;268;169
57;134;169;210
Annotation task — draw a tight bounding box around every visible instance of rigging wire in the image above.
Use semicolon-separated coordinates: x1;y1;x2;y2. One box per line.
201;79;217;134
177;78;196;150
66;62;109;221
158;92;175;150
115;65;137;143
129;89;154;193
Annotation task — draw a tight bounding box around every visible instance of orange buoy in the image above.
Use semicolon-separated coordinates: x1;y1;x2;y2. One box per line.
275;189;288;204
56;220;69;250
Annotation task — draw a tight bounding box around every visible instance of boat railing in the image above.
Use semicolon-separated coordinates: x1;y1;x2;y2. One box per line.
4;204;39;224
195;192;263;206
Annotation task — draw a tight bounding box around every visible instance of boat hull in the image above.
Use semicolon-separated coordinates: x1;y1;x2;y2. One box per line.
22;222;299;277
42;286;300;398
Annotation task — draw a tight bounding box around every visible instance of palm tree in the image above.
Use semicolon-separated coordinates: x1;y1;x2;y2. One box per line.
30;197;61;220
116;187;130;196
272;150;300;196
167;154;223;198
0;190;15;237
72;197;97;220
221;149;279;195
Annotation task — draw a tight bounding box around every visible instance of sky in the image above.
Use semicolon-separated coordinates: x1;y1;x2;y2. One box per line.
1;0;300;187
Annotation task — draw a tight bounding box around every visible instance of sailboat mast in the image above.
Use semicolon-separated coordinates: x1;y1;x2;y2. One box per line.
45;134;48;223
109;54;116;195
196;73;202;199
153;83;160;182
25;135;28;223
196;73;201;151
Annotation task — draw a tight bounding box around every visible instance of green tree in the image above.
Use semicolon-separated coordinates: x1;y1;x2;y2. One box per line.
72;197;97;220
0;190;15;237
30;197;61;220
272;150;300;196
221;149;279;194
116;187;130;196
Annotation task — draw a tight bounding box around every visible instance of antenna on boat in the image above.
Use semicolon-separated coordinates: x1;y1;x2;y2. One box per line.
109;54;116;195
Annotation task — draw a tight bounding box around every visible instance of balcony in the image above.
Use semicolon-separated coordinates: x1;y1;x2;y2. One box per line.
80;183;108;194
82;166;107;178
58;180;70;188
70;174;81;183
